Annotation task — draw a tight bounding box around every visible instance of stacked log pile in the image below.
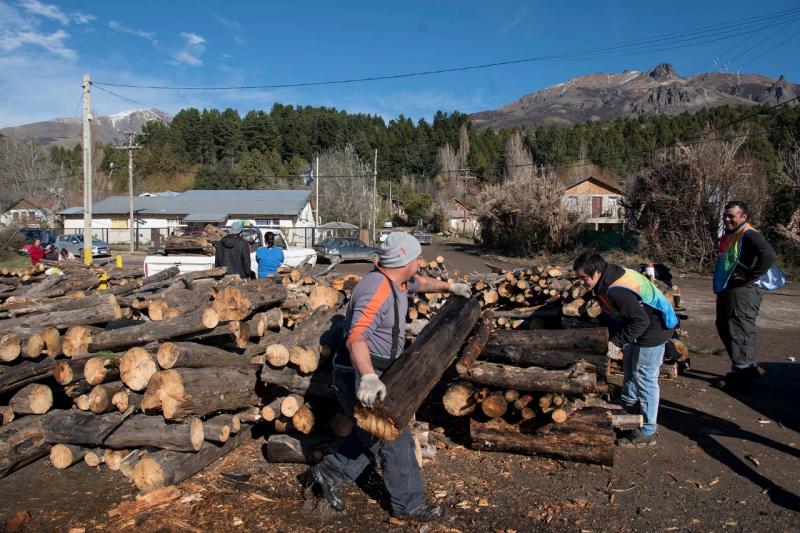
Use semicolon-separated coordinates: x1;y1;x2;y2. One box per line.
0;255;688;491
163;224;225;255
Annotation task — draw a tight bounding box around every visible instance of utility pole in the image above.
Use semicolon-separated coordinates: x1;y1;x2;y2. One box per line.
315;156;320;226
389;181;392;222
82;73;93;265
458;167;476;201
116;132;140;253
372;148;377;244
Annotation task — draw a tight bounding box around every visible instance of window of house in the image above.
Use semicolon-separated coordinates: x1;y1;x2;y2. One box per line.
256;218;280;227
565;196;578;209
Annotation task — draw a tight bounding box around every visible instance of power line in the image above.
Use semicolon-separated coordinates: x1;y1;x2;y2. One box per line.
92;84;154;109
91;7;800;91
741;27;800;66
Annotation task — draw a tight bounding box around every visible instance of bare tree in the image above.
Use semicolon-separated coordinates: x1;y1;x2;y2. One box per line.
624;130;767;271
317;144;372;226
0;135;55;205
775;142;800;249
504;131;533;182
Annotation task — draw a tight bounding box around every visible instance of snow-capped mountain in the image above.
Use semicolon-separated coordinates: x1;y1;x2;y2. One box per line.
0;108;172;147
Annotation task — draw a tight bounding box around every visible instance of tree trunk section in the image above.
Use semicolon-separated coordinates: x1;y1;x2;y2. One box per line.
265;433;341;464
89;308;219;352
103;415;204;452
470;407;615;465
9;383;53;415
0;301;122;333
460;361;597;394
156;342;247;370
142;366;260;421
133;428;251;492
355;296;481;441
50;444;89;469
454;310;494;374
0;416;49;478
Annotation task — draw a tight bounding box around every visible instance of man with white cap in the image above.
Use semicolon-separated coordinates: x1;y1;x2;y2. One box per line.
309;232;471;522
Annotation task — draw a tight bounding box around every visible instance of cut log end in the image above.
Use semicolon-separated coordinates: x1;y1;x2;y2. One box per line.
50;444;87;469
120;347;158;391
156;342;180;370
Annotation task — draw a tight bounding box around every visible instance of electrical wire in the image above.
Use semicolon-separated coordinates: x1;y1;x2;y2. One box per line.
741;27;800;66
91;7;800;91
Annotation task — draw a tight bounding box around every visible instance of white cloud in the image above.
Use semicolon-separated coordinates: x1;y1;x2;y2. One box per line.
211;12;246;46
18;0;69;25
108;20;156;42
172;31;206;66
0;28;76;60
180;32;205;46
72;12;96;25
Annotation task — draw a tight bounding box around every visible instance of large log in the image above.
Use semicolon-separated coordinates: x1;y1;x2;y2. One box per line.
460;361;597;394
103;415;204;452
212;285;287;321
0;356;57;395
132;428;252;492
0;416;49;478
354;296;481;441
265;433;341;464
109;266;180;296
62;325;104;357
148;289;209;321
183;321;249;349
39;409;131;446
142;366;260;421
0;300;122;333
483;347;606;375
156;342;247;370
88;307;220;352
469;407;615;465
485;328;608;355
2;292;117;318
9;383;53;415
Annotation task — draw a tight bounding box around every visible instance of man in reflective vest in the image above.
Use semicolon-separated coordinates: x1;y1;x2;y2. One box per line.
713;200;776;392
309;232;471;521
574;251;678;447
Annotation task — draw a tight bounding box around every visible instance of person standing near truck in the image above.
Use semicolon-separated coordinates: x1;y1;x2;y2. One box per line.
256;231;284;278
28;239;45;265
214;221;251;278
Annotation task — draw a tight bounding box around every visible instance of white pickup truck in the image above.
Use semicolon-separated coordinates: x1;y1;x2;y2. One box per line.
143;228;316;277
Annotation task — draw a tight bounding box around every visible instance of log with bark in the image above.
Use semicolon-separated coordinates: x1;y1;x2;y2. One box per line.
0;300;122;333
9;383;53;415
469;407;615;465
156;341;248;370
102;415;204;452
0;415;49;478
459;361;598;395
88;307;220;353
50;443;89;469
132;428;252;492
142;366;260;421
454;310;494;374
0;356;58;395
212;285;287;321
265;433;342;464
262;304;345;374
354;295;481;441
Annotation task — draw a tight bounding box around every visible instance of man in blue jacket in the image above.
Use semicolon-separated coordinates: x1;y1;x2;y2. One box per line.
256;232;284;278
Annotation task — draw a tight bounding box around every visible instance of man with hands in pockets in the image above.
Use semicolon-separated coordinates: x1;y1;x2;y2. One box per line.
309;232;471;522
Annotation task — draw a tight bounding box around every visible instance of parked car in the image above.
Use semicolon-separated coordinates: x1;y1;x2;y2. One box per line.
314;237;381;264
411;227;432;245
55;234;111;258
379;230;392;244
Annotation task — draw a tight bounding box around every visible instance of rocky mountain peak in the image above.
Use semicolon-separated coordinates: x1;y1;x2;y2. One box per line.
649;63;679;81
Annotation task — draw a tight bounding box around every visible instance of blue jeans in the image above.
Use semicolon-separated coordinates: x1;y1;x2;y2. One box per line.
620;343;665;436
318;369;424;514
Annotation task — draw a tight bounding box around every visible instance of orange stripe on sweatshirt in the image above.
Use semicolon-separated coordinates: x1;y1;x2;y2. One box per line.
347;277;392;347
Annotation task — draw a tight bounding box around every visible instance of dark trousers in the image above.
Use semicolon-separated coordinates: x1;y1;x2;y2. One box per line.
715;284;764;369
318;369;424;514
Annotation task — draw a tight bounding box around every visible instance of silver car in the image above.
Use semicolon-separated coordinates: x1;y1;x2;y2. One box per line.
55;234;111;258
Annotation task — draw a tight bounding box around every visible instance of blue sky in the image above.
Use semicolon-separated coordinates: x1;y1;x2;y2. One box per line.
1;0;799;127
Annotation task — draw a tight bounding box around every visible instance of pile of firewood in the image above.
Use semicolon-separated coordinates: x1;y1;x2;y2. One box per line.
163;224;226;255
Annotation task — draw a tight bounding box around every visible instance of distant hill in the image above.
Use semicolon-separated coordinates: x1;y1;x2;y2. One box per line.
470;63;800;129
0;108;172;147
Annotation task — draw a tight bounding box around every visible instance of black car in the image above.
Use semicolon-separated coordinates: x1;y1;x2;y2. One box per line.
314;237;381;264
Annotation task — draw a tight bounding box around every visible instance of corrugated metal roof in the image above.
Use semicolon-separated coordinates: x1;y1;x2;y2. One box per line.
182;213;228;223
59;189;311;217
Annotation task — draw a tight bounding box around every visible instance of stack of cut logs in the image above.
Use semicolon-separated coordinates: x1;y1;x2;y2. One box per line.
163;224;226;255
0;255;689;493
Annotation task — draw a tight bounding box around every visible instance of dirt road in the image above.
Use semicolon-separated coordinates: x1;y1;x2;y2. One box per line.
2;239;798;532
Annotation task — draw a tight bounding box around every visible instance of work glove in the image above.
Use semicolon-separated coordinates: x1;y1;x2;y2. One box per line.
449;282;472;299
357;373;387;408
606;341;623;360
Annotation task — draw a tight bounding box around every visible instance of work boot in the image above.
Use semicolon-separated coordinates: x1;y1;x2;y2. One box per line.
616;429;657;448
714;367;762;393
392;502;444;522
309;464;346;512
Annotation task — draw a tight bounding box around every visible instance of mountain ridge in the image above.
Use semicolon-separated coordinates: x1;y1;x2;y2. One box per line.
470;63;800;129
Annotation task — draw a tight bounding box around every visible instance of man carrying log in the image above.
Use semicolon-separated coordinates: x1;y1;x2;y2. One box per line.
214;221;251;278
573;252;678;447
713;200;778;392
309;232;471;521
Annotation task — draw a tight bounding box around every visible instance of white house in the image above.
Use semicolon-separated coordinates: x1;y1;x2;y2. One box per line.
59;189;316;247
1;197;58;227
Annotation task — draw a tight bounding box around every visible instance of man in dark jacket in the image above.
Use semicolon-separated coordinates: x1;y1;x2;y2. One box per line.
214;221;251;278
574;252;678;447
713;200;777;391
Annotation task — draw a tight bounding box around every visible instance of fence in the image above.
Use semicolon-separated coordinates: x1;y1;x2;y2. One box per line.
578;229;639;252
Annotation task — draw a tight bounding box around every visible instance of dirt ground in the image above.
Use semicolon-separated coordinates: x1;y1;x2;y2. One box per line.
2;239;799;532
